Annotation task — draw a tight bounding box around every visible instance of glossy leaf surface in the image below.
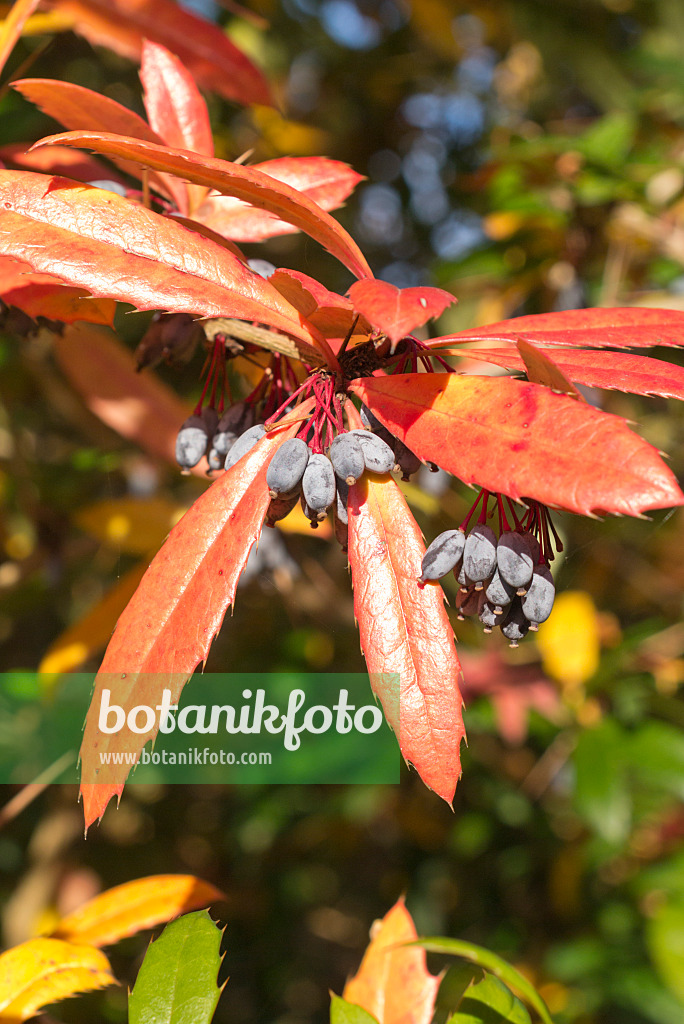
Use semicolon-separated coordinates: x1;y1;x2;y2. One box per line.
196;157;363;242
350;374;684;516
51;875;224;947
31;132;373;278
44;0;272;106
128;911;224;1024
449;344;684;401
140;40;213;213
343;898;439;1024
348;279;455;345
12;78;185;208
0;171;318;344
0;938;115;1021
348;473;464;804
429;307;684;350
79;421;302;827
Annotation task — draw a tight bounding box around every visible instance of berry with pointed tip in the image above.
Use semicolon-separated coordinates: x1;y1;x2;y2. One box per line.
394;440;422;481
302;453;336;516
348;429;395;474
359;403;397;448
266;489;300;527
419;529;465;583
497;531;534;590
456;587;484;620
329;434;365;485
485;568;516;614
224;424;267;470
175;414;209;470
479;601;503;633
266;438;310;497
501;599;530;647
521;564;555;629
463;524;498;583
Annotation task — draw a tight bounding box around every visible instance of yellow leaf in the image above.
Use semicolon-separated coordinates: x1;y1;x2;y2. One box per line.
50;875;225;948
536;591;601;686
39;559;149;674
75;497;188;554
0;938;115;1021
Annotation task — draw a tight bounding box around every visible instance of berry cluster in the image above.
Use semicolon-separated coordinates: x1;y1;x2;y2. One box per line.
419;492;559;647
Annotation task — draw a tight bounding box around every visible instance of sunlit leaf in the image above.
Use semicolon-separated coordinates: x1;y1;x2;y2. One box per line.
42;0;272;106
536;591;601;686
0;171;319;346
0;0;40;77
12;78;186;209
348;279;455;345
429;308;684;351
343;898;440;1024
30;133;373;279
79;417;305;827
51;875;224;947
0;255;115;325
140;40;213;214
128;910;224;1024
195;157;364;242
349;374;684;517
448;344;684;401
348;472;465;804
0;938;115;1021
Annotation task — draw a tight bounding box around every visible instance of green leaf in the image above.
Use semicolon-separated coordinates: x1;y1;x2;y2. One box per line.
128;910;224;1024
572;719;631;844
646;901;684;1006
330;993;380;1024
413;939;555;1024
449;972;531;1024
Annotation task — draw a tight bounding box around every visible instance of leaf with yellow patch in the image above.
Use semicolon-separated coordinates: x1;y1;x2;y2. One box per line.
0;938;115;1022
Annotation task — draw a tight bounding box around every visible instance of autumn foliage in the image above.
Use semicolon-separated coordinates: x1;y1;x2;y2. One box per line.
1;1;684;835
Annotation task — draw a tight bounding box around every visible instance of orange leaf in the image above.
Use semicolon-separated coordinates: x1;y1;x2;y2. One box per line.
348;473;465;804
0;170;319;346
195;157;364;242
30;133;373;279
429;307;684;350
516;337;583;398
343;898;440;1024
348;280;455;345
0;142;120;181
12;78;186;210
0;0;41;77
0;938;115;1022
51;874;224;947
349;374;684;517
43;0;272;106
140;39;214;213
53;324;190;465
0;255;115;325
79;418;305;827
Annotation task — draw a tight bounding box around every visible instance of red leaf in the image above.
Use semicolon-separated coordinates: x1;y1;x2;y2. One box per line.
348;472;465;804
269;269;371;338
0;142;125;183
348;280;455;345
0;170;320;346
349;374;684;517
429;307;684;350
80;421;301;828
0;255;115;325
52;324;191;465
140;40;213;214
30;132;373;279
44;0;272;106
12;78;187;211
343;897;440;1024
451;344;684;401
195;157;364;242
0;0;40;76
516;338;583;398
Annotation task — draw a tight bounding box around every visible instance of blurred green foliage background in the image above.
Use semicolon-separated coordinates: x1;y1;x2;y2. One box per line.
2;0;684;1022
